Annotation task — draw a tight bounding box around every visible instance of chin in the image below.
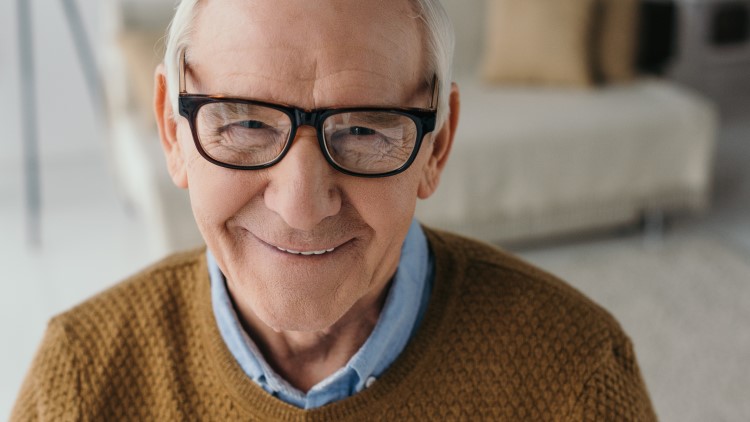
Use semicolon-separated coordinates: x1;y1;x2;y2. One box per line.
255;297;350;333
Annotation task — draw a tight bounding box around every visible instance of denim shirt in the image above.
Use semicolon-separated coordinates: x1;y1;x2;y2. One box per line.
208;219;434;409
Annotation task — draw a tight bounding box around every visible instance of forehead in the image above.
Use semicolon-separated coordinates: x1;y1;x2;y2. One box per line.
187;0;426;109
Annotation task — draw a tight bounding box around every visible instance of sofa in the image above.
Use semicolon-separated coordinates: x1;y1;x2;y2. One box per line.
103;0;718;254
415;0;717;243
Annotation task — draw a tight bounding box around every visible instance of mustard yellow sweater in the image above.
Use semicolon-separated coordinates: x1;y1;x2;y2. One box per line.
12;229;657;421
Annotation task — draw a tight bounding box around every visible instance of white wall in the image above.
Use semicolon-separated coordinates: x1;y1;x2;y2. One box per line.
0;0;103;168
0;1;158;418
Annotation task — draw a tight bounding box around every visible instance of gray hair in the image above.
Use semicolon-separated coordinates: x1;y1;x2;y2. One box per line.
163;0;455;129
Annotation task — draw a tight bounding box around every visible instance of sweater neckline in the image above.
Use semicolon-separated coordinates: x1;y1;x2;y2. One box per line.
196;228;463;419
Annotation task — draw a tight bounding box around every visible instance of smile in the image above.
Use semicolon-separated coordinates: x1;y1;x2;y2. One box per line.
275;246;336;256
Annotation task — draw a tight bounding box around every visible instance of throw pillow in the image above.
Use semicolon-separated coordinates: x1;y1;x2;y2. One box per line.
480;0;598;87
596;0;640;83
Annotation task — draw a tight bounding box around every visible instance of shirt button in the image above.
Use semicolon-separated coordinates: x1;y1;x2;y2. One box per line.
365;376;377;389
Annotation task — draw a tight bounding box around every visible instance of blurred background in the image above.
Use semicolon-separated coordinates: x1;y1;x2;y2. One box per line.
2;0;749;419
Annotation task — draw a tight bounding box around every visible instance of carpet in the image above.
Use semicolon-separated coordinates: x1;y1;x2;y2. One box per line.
518;231;750;422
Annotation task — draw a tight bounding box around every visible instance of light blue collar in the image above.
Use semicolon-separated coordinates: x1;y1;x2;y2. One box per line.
208;218;433;409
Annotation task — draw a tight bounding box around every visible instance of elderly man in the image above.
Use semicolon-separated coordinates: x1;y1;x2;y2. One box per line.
12;0;656;420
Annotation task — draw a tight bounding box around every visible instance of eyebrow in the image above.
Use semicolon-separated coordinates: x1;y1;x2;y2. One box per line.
349;112;407;126
182;55;433;110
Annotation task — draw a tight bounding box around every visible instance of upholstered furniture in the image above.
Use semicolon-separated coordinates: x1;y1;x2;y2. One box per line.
104;0;718;253
415;0;718;243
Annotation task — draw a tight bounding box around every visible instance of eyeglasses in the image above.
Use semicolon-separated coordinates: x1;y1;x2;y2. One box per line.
177;49;439;178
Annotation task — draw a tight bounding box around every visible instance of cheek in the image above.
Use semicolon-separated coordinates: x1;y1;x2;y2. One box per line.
360;186;415;226
346;171;422;247
355;148;432;222
184;154;267;236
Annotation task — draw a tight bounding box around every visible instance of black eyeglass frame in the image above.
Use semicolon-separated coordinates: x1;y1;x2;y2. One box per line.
177;48;440;178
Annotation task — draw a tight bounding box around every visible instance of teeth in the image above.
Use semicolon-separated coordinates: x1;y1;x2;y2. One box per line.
276;246;336;255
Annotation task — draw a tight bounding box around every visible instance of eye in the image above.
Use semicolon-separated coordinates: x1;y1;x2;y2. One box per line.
349;126;377;136
217;120;275;135
235;120;267;129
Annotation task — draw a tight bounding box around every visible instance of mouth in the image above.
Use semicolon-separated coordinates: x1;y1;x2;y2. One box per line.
247;231;351;258
274;246;337;256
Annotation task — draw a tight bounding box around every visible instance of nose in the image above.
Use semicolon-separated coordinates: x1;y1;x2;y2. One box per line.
264;128;342;231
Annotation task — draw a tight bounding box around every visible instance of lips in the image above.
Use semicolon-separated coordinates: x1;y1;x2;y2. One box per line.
239;224;359;259
274;246;336;256
248;231;349;257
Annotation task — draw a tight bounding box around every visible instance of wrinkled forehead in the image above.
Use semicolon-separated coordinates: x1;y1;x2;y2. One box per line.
186;0;426;108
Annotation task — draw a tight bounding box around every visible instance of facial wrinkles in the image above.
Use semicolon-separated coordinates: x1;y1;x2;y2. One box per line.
229;183;369;247
177;121;208;173
307;35;420;109
187;2;425;110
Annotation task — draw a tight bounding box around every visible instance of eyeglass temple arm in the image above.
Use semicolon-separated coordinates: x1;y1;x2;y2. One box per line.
430;74;439;110
179;48;187;94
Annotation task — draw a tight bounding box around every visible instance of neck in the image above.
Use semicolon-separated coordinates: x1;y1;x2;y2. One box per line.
233;280;392;392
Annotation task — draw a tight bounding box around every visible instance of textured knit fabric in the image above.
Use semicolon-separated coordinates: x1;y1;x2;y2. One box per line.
208;219;434;409
11;228;658;421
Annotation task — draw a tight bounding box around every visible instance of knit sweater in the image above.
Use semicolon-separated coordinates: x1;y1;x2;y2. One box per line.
11;228;657;421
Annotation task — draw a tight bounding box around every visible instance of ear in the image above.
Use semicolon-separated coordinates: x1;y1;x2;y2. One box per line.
417;83;460;199
154;63;188;189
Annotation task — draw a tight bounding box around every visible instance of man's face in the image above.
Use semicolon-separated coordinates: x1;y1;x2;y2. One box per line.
161;0;449;332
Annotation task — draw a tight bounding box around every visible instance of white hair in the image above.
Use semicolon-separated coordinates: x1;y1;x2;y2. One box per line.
163;0;455;129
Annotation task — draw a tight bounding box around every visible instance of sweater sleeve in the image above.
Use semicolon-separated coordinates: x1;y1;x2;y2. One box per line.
569;334;658;422
10;318;82;422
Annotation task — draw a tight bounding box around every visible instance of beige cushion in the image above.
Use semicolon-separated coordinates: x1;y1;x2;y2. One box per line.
596;0;640;83
480;0;597;87
118;31;166;125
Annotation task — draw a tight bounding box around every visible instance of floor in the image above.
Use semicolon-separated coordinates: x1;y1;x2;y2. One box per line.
515;100;750;422
1;102;748;421
518;224;750;422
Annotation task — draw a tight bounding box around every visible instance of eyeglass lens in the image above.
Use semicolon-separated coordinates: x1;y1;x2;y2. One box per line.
322;112;417;174
196;102;291;167
194;102;419;174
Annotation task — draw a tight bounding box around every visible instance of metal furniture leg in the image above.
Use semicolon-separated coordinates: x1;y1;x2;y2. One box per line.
18;0;41;248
